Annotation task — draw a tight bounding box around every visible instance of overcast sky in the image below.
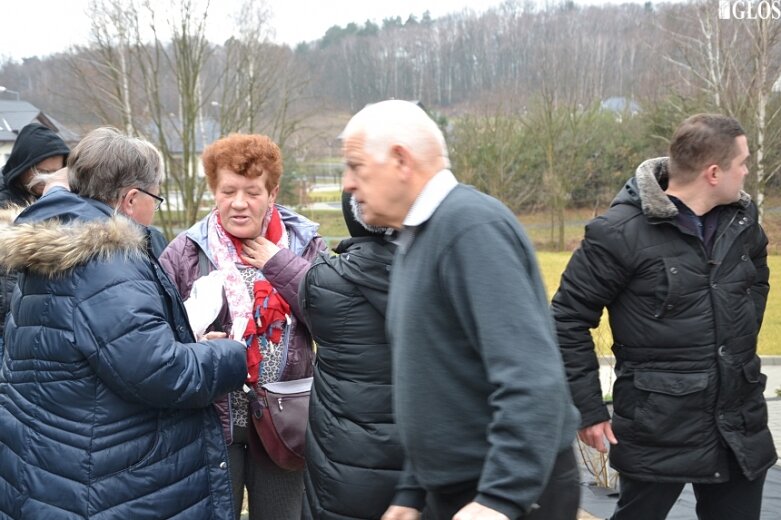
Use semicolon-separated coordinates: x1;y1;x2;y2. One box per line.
0;0;640;62
0;0;496;61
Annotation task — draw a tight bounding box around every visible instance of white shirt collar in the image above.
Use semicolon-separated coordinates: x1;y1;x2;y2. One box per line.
402;169;458;227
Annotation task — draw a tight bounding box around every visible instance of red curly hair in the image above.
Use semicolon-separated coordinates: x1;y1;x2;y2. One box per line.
202;134;283;192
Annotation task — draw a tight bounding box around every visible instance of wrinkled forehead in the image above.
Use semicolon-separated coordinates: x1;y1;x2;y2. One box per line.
342;132;367;157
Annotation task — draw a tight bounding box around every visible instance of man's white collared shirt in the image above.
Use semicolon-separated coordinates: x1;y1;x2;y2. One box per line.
398;169;458;251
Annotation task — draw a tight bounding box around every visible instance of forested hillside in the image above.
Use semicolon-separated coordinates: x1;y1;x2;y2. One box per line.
1;0;779;248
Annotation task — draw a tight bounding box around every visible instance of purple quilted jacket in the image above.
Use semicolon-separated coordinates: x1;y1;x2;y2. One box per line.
159;205;326;444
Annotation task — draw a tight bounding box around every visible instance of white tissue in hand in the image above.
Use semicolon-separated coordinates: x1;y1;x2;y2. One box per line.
184;271;225;337
231;316;249;342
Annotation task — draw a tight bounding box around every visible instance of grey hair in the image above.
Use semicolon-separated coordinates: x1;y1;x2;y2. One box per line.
67;127;162;205
341;100;450;169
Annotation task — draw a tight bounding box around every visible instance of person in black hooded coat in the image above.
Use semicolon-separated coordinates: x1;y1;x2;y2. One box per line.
0;123;70;207
299;192;405;520
0;123;70;355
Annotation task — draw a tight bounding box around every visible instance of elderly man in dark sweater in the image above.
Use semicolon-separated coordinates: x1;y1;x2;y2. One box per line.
341;99;580;520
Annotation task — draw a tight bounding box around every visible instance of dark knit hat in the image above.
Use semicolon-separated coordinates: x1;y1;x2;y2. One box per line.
341;191;388;238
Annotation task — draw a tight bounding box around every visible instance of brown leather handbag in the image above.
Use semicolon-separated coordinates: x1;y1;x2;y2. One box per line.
249;377;312;471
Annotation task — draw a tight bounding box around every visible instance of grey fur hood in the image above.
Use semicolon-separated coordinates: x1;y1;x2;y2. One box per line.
0;205;146;277
613;157;752;219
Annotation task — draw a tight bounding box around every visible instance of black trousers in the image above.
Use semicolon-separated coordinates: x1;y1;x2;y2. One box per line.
610;462;766;520
423;447;580;520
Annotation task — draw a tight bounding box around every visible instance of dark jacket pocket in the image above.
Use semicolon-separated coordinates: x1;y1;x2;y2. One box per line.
631;371;710;446
742;356;763;385
634;371;708;395
654;258;682;319
740;357;768;433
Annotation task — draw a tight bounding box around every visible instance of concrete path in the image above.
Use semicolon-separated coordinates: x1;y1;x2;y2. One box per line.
760;357;781;454
578;356;781;519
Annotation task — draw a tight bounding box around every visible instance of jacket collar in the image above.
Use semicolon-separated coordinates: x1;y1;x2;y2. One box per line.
627;157;751;219
0;190;146;277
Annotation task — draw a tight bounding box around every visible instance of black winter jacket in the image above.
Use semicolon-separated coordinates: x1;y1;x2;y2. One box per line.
552;157;776;483
299;237;404;520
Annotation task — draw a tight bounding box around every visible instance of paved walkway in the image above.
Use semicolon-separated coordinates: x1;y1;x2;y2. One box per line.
578;357;781;519
761;357;781;454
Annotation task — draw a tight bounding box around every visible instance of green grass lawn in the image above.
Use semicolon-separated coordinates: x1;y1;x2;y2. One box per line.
537;251;781;356
300;209;348;248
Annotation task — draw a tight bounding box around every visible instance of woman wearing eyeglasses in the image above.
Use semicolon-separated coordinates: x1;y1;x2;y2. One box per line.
0;127;247;519
159;133;326;520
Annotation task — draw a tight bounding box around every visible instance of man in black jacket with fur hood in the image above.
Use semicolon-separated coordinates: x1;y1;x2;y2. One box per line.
553;114;775;520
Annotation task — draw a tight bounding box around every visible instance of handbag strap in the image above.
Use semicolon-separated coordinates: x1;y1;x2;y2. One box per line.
246;384;265;420
198;248;210;277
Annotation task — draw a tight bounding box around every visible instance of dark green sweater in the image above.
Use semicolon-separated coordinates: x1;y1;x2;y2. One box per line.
388;184;579;518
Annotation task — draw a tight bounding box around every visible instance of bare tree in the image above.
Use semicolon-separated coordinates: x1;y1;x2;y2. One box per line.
745;16;781;222
66;0;141;135
134;0;213;233
662;1;781;223
213;0;313;158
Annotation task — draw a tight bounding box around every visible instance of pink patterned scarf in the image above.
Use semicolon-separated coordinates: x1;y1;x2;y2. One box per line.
206;206;290;383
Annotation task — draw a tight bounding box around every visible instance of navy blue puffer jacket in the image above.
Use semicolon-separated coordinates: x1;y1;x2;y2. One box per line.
0;189;247;519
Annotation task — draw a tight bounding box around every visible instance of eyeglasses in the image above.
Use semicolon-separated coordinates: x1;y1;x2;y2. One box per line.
136;187;165;211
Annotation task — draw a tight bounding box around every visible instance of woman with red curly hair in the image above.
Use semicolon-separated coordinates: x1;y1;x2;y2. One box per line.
160;134;326;519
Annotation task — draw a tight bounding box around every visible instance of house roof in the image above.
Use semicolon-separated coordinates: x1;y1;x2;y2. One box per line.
0;100;80;144
600;96;641;115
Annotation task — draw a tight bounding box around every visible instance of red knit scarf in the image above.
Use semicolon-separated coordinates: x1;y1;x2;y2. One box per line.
216;207;290;383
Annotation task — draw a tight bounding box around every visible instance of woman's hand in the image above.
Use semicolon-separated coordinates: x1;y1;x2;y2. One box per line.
30;167;70;196
198;331;227;342
241;235;280;269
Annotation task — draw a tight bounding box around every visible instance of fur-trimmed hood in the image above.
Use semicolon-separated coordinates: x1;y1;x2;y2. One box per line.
0;191;147;277
614;157;752;219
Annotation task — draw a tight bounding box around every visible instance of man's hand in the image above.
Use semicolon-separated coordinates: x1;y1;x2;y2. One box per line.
381;505;421;520
578;421;618;453
453;502;510;520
